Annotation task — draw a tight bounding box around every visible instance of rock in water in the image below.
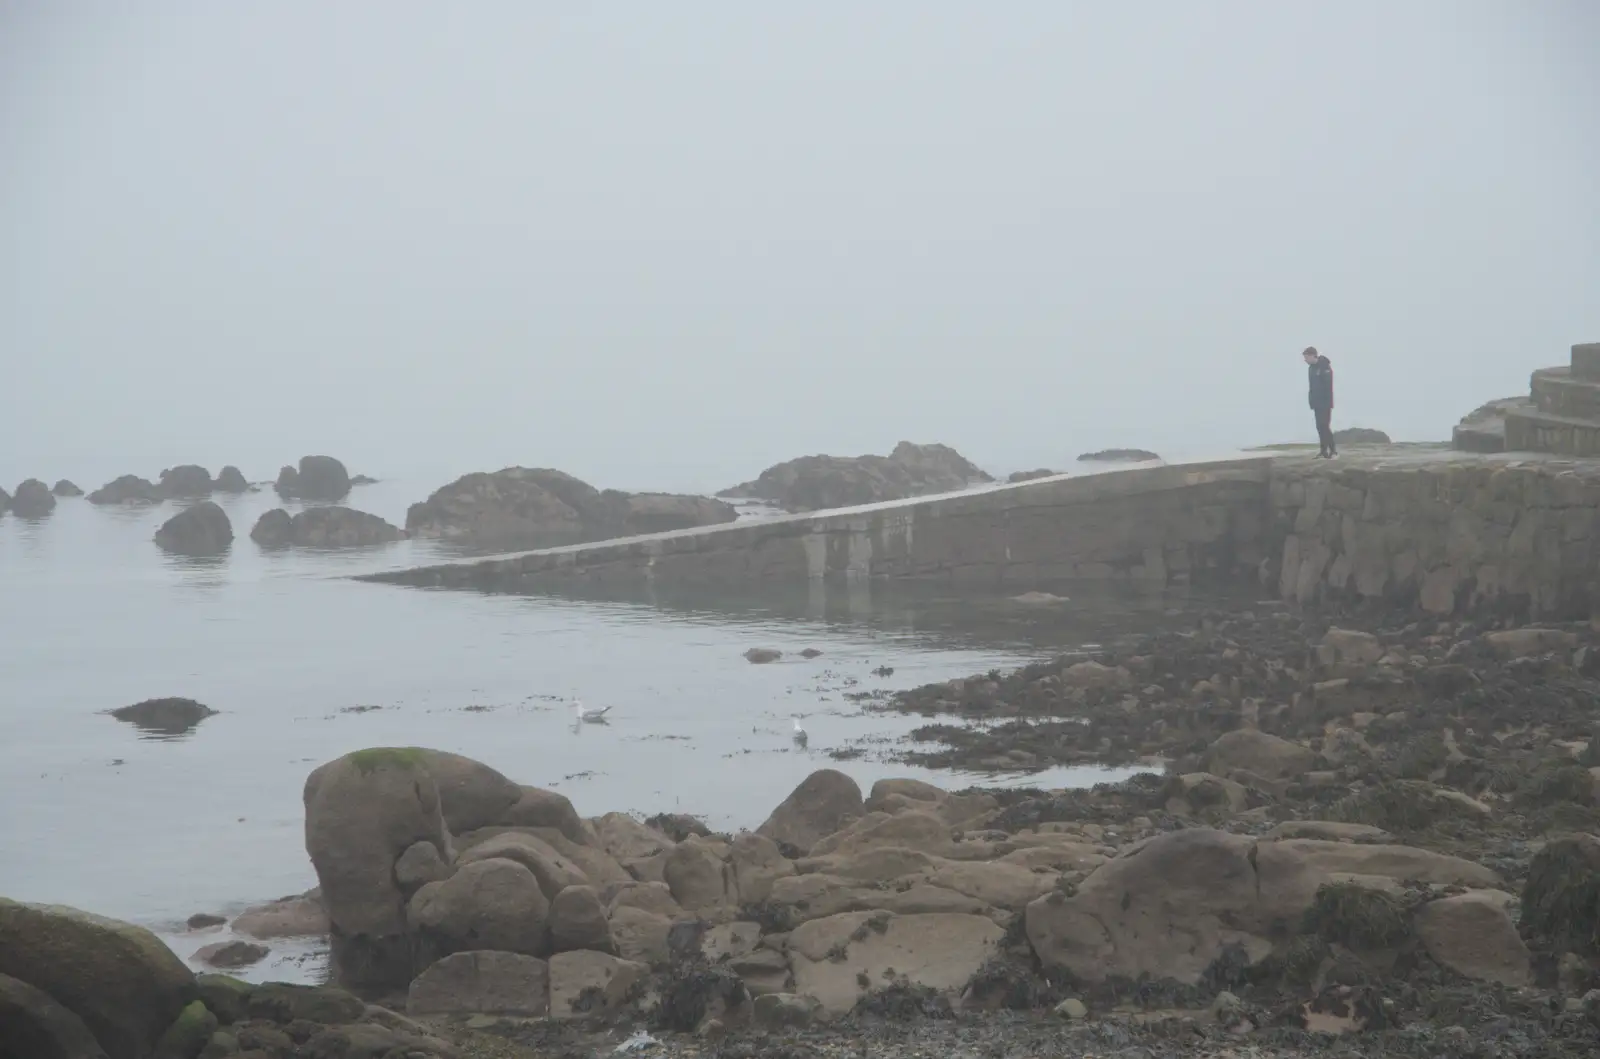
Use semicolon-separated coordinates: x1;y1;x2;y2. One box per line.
12;479;56;517
282;507;405;548
717;441;992;512
51;479;83;497
157;465;213;498
108;697;217;738
0;899;196;1059
0;486;9;514
213;466;249;493
1008;468;1057;483
405;466;734;549
303;748;452;990
275;455;350;501
88;475;163;505
250;509;293;548
192;941;268;969
153;502;232;556
1076;448;1161;462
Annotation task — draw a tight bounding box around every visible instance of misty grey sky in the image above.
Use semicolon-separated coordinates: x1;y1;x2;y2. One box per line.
2;2;1596;494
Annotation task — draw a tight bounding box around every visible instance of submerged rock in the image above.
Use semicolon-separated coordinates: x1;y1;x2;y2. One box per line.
11;479;56;517
51;479;83;497
718;441;993;513
88;475;163;505
274;455;351;502
153;502;233;556
108;697;217;738
405;467;734;549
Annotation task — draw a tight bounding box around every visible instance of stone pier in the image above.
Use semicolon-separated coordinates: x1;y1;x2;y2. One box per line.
362;449;1600;621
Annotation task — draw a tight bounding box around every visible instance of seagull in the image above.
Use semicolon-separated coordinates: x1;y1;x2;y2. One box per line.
572;699;611;723
791;715;808;749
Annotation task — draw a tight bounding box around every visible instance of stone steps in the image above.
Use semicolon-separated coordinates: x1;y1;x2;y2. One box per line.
1504;406;1600;458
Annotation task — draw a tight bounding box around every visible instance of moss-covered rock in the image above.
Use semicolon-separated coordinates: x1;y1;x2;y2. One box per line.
1302;882;1413;950
0;899;195;1059
194;974;253;1025
1521;833;1600;956
0;971;107;1059
244;982;365;1025
1323;780;1487;833
151;1001;216;1059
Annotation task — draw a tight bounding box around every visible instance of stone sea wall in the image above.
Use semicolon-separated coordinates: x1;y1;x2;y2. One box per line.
368;452;1600;621
365;459;1272;592
1268;458;1600;618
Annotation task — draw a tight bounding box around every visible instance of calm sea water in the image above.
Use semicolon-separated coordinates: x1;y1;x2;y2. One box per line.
0;476;1186;978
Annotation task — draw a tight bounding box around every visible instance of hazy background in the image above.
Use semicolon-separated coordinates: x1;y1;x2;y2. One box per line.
2;1;1596;495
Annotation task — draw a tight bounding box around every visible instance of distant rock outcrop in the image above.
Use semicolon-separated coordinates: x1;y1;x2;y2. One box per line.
1076;448;1161;463
153;502;233;556
405;468;736;549
1333;427;1392;445
0;486;9;514
1007;469;1057;483
11;479;56;517
718;441;993;513
214;466;249;493
51;479;83;497
253;506;405;549
158;465;214;498
275;456;351;502
88;474;164;505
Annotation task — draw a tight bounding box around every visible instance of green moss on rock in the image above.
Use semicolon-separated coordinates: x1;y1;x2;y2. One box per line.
195;974;253;1025
347;747;428;775
152;1000;216;1059
1323;780;1481;833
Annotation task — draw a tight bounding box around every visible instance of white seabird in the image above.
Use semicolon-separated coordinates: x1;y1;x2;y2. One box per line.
791;715;808;749
573;699;611;723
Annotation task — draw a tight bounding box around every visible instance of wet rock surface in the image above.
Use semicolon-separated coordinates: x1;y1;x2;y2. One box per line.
11;478;57;517
718;441;993;512
107;696;217;739
274;455;353;502
251;506;405;548
153;501;233;555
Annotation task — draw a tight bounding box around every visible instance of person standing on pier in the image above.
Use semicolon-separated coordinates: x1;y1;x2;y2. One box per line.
1302;346;1336;458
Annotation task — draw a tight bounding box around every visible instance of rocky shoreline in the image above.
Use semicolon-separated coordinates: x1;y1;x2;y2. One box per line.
7;611;1600;1058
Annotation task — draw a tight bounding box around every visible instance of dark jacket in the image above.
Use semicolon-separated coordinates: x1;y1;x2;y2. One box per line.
1308;355;1334;410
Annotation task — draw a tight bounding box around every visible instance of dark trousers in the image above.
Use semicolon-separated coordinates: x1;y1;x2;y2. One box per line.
1313;405;1336;454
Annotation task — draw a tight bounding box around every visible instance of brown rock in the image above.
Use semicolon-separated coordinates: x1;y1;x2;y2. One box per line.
406;951;550;1016
548;885;614;955
1272;839;1499;887
926;860;1056;911
591;813;674;862
664;836;732;911
192;941;269;969
408;858;551;961
232;891;329;940
1415;890;1531;986
606;882;681;919
395;841;452;897
500;787;586;843
728;833;795;904
456;832;589;900
1205;729;1317;781
608;907;672;967
547;951;647;1018
787;912;1003;1016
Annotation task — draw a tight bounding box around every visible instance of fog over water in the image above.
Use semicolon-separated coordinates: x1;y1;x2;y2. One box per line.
3;2;1597;493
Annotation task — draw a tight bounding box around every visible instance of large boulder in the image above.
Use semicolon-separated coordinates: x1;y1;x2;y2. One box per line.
718;441;992;513
0;900;196;1059
405;467;734;549
249;509;292;548
1025;828;1322;985
12;479;57;516
499;786;585;841
457;832;588;900
412;751;522;834
87;475;163;505
408;858;551;963
232;890;328;940
278;507;406;548
275;455;351;501
756;769;865;853
214;466;249;493
407;951;549;1016
303;749;452;990
51;480;83;497
547;951;647;1018
548;885;614;954
0;972;108;1059
1414;890;1530;986
1520;832;1600;955
787;911;1003;1016
153;502;233;556
157;465;213;498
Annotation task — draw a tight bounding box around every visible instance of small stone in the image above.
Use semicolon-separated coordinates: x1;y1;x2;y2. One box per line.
194;940;270;969
187;913;226;930
1055;997;1089;1020
1212;990;1241;1020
